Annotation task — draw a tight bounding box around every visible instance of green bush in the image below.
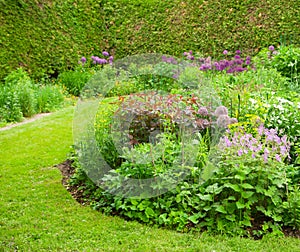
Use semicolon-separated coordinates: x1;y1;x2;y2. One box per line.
58;70;93;96
0;68;65;123
1;0;300;80
35;85;65;113
69;52;300;237
0;85;22;122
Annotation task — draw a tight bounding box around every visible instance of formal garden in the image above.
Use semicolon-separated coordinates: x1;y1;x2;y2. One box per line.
1;0;300;251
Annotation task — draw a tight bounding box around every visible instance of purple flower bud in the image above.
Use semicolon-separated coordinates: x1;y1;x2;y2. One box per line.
268;45;275;51
108;55;114;64
102;51;110;57
235;50;241;55
80;57;86;63
223;50;228;55
234;55;241;59
238;149;243;156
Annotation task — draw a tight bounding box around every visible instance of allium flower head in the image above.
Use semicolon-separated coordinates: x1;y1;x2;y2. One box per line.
223;50;228;55
80;57;86;63
214;106;228;117
235;50;241;55
197;106;209;116
102;51;110;57
269;45;275;51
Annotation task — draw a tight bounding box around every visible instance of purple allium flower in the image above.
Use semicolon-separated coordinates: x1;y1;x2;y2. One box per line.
235;50;241;55
214;106;228;117
269;45;275;51
272;50;278;55
108;55;114;64
223;50;228;55
162;55;167;62
234;55;241;59
226;68;234;74
80;57;87;63
197;106;209;116
102;51;110;57
216;114;231;128
245;60;251;65
183;52;189;56
189;50;193;55
235;66;246;72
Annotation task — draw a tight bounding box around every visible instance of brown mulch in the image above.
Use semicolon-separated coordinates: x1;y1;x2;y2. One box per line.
56;159;300;239
55;159;87;205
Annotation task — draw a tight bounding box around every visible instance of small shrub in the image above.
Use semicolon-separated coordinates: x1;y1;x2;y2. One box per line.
36;85;65;113
58;70;93;96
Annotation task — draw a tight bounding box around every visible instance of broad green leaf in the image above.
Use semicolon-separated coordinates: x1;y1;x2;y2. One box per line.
145;207;155;217
215;205;227;214
236;200;245;209
241;191;254;199
241;183;254;189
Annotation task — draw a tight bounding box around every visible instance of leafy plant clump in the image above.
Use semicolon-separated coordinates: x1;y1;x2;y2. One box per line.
0;68;65;123
68;46;300;237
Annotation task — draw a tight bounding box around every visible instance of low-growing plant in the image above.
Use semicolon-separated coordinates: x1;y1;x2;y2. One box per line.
35;85;65;113
253;44;300;91
0;68;66;123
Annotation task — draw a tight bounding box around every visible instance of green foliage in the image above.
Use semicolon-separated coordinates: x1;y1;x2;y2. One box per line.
35;85;65;113
69;51;300;237
1;0;300;80
58;70;93;96
253;45;300;91
0;68;65;123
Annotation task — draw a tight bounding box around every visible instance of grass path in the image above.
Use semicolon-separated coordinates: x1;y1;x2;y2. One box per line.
0;106;299;251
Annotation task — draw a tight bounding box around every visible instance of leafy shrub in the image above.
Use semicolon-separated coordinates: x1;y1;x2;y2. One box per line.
240;91;300;165
254;45;300;90
69;50;300;237
0;85;22;122
70;123;298;236
58;70;93;97
2;0;300;81
35;85;65;113
3;68;37;118
0;68;65;123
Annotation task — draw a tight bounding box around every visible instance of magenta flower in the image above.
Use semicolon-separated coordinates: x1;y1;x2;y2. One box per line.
235;50;241;55
102;51;110;57
269;45;275;51
238;149;243;156
223;50;228;55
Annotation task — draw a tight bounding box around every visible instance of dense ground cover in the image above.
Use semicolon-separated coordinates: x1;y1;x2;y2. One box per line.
68;45;300;238
1;106;300;251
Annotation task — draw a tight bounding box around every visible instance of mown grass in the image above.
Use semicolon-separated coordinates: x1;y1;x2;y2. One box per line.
0;106;299;251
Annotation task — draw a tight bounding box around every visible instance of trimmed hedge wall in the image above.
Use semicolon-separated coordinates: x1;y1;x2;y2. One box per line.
0;0;299;80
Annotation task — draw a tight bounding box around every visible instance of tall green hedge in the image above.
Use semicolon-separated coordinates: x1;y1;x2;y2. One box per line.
0;0;299;81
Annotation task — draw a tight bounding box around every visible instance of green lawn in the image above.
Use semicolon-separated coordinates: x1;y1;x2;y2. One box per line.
0;106;299;251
